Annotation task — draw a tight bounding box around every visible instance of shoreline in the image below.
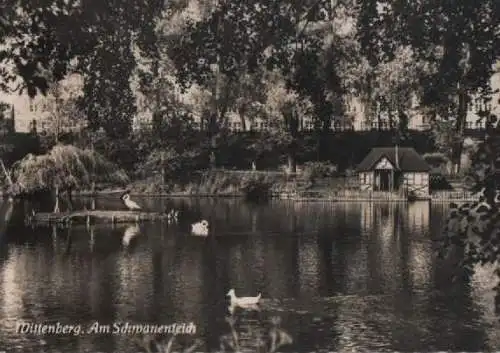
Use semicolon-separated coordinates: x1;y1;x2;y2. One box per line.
0;189;476;202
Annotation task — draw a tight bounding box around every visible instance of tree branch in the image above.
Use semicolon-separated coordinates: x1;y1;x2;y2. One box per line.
0;158;13;186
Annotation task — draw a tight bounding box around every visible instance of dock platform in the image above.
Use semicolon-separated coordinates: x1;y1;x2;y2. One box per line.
26;210;169;227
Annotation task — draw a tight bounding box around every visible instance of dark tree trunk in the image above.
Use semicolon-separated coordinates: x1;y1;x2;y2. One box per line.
451;87;468;175
318;118;332;161
238;107;247;131
53;186;60;213
67;187;73;211
286;110;300;174
287;151;297;174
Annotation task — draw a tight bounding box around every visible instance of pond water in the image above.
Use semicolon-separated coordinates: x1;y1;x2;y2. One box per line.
0;198;499;353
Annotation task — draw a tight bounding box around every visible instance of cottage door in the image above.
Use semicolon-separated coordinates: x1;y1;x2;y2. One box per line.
379;170;391;191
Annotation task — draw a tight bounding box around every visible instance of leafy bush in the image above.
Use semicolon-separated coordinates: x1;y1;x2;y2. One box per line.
429;174;454;191
302;161;338;183
139;147;205;185
438;117;500;314
132;314;292;353
241;176;272;201
11;144;129;194
423;152;450;167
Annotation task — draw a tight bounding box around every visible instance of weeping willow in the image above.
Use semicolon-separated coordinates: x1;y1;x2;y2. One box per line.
9;144;129;212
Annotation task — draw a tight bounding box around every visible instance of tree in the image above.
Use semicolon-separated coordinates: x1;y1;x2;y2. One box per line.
169;0;352;167
358;0;499;174
31;74;86;145
0;102;14;185
264;72;314;172
438;118;500;313
360;0;500;311
10;144;129;212
0;0;165;140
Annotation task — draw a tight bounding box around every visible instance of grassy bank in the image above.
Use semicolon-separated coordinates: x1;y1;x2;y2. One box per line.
127;170;306;198
0;168;356;199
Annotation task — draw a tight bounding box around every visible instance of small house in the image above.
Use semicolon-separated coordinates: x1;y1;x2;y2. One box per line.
356;147;431;197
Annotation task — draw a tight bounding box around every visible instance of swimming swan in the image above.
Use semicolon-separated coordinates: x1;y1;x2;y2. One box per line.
226;288;261;306
191;220;209;236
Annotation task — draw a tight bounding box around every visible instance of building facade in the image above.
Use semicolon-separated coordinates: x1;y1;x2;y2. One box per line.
0;104;15;135
357;147;431;197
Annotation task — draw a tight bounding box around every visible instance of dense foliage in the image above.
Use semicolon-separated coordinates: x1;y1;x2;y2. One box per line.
0;0;499;302
11;144;128;194
358;0;500;312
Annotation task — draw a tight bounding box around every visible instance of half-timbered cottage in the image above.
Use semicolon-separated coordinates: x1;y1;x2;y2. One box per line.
356;147;431;197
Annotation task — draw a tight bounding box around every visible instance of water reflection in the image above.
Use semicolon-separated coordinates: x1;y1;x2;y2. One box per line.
0;198;498;352
121;224;141;248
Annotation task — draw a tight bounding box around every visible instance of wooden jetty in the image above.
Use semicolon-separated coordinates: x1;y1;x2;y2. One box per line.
26;210;170;227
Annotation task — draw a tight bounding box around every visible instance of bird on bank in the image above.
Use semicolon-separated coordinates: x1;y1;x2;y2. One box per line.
121;193;141;211
191;220;209;236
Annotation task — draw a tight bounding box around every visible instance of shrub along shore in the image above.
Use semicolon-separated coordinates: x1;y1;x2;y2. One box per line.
0;168;341;200
74;170;313;199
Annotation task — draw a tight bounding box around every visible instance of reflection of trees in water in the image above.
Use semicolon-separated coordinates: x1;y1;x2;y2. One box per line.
357;202;434;295
0;200;14;240
407;202;430;234
471;264;500;348
170;238;204;321
298;235;321;298
223;233;298;298
424;272;489;351
2;198;497;351
0;248;25;322
116;245;154;322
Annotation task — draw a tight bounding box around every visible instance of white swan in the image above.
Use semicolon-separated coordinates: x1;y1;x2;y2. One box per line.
122;193;141;211
191;220;209;236
227;288;261;306
122;224;141;247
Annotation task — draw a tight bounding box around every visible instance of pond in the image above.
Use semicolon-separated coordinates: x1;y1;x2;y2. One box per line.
0;198;499;352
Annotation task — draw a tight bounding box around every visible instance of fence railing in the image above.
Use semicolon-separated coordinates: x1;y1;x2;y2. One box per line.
430;190;478;201
293;189;480;202
331;189;408;200
206;169;299;177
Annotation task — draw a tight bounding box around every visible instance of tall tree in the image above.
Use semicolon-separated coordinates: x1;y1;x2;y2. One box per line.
169;0;352;167
362;0;500;311
32;73;86;144
264;71;314;172
0;0;165;138
358;0;499;173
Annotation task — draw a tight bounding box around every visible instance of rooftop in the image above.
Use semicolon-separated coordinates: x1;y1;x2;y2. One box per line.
356;147;431;172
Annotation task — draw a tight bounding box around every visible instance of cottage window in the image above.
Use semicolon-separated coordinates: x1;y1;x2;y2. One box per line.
414;173;421;184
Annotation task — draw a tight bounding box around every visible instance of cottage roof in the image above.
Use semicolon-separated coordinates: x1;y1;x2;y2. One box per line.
356;147;431;172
